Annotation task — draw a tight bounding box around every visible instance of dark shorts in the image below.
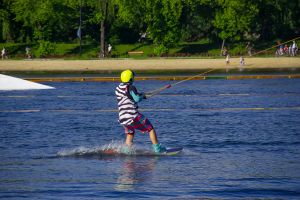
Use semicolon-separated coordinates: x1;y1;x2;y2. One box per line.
124;113;153;135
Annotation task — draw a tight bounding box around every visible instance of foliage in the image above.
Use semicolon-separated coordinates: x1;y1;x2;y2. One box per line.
145;0;183;49
0;0;299;56
180;0;215;41
35;40;56;58
213;0;259;41
153;44;168;56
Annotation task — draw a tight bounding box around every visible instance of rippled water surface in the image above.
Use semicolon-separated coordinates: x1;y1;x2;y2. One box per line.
1;79;300;199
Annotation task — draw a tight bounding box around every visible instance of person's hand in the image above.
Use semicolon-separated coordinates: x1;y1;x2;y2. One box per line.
141;93;147;99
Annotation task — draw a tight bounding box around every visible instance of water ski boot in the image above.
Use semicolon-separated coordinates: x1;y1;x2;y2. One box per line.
120;145;135;155
153;143;166;153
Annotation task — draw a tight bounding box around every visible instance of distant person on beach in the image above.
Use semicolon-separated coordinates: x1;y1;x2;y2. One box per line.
108;44;112;55
275;41;284;56
280;44;284;55
240;56;245;66
222;47;228;56
115;69;166;154
139;32;147;43
289;44;293;56
1;47;7;59
226;54;230;65
225;54;230;72
25;46;31;59
283;44;289;55
246;42;253;56
292;40;298;56
239;56;245;72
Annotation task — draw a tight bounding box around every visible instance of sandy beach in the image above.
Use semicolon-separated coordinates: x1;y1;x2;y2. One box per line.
0;57;299;73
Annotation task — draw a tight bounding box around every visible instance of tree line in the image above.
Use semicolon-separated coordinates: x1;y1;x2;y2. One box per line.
1;0;299;56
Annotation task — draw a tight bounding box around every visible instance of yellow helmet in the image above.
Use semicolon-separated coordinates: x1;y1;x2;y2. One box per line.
120;69;134;83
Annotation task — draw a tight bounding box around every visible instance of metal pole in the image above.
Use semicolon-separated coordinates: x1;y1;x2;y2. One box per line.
79;0;82;55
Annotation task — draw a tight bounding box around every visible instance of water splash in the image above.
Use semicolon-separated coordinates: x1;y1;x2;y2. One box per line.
57;141;151;157
181;148;199;156
56;141;190;157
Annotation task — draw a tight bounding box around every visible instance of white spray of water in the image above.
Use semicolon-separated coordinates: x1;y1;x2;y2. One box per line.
57;141;195;157
57;140;150;157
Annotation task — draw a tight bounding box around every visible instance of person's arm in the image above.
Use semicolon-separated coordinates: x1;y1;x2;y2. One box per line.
128;85;146;103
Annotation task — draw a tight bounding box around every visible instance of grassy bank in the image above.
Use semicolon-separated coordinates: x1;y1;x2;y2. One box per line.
1;39;298;59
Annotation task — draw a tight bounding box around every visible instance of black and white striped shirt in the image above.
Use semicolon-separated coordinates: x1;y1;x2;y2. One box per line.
115;83;139;125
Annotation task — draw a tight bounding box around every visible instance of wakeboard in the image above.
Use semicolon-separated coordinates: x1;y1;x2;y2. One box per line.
100;147;183;156
162;147;183;156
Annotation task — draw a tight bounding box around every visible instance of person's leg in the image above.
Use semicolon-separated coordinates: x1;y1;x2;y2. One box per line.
124;125;134;145
149;128;158;145
121;127;135;154
125;133;134;146
149;128;166;153
139;114;159;145
292;48;295;56
134;113;166;153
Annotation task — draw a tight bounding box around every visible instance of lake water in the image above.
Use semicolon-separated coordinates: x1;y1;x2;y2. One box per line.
1;79;300;199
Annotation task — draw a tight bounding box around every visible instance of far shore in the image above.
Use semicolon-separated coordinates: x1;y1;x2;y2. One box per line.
0;57;300;74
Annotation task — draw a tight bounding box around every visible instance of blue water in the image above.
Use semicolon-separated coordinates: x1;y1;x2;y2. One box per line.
1;79;300;199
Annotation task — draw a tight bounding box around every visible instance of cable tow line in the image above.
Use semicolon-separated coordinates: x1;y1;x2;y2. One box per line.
144;36;299;98
251;36;300;57
146;68;215;98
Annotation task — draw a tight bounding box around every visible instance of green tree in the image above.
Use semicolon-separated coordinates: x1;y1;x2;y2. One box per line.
112;0;146;43
115;0;146;29
0;0;19;42
13;0;76;42
145;0;183;55
78;0;116;57
0;0;299;56
180;0;215;41
213;0;259;41
255;0;300;40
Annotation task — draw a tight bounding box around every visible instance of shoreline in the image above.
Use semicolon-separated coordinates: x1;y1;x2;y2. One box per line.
25;74;300;82
0;57;299;73
1;58;300;82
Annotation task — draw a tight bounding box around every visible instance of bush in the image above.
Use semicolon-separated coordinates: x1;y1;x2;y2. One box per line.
153;44;168;56
230;44;247;56
35;40;56;58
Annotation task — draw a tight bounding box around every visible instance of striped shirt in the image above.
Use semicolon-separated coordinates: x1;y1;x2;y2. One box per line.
115;83;139;125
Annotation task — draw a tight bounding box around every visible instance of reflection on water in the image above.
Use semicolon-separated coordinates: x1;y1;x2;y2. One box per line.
115;157;157;191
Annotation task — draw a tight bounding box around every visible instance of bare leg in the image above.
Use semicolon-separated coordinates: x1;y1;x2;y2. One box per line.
125;134;134;146
149;128;159;145
125;128;159;146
